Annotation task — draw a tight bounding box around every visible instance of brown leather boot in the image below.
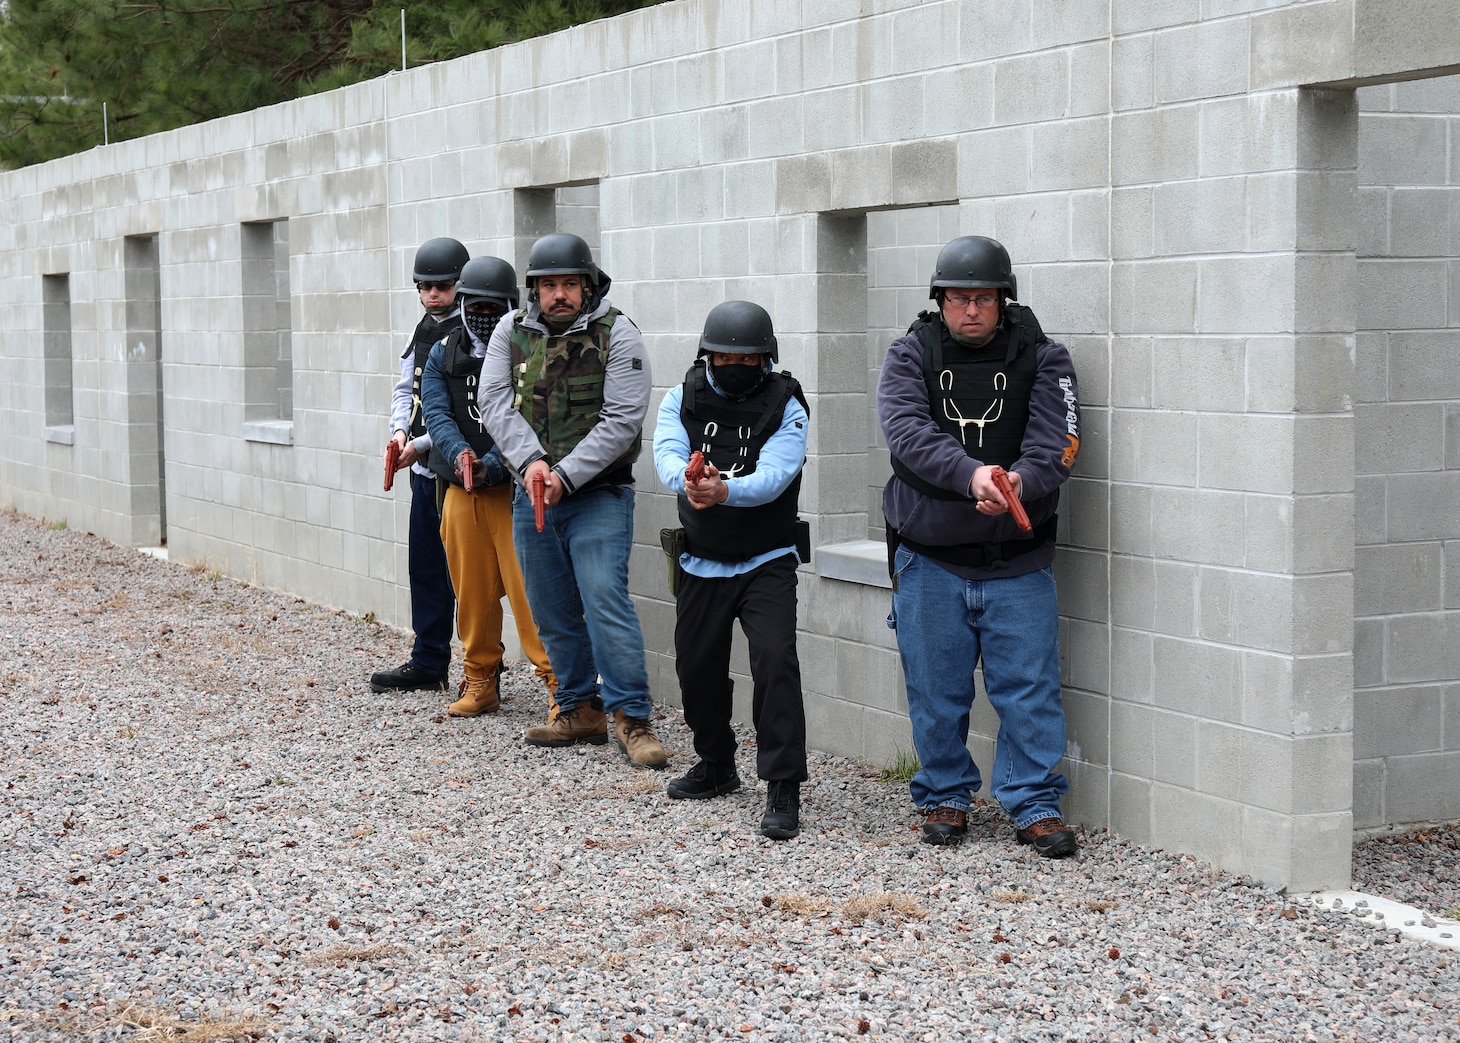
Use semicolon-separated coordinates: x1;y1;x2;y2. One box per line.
447;675;499;717
612;710;668;770
523;704;608;747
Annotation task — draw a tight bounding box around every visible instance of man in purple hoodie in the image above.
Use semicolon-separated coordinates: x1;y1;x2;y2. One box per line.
877;236;1082;857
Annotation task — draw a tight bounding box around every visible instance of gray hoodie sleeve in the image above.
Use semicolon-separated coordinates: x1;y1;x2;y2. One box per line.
478;315;545;476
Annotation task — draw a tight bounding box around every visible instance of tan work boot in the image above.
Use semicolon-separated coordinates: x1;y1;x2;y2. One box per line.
447;675;499;717
523;704;608;747
612;709;668;770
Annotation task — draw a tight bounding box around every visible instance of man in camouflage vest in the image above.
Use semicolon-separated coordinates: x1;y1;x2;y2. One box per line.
479;233;669;769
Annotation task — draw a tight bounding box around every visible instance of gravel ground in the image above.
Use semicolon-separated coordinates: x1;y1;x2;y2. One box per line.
3;508;1460;1042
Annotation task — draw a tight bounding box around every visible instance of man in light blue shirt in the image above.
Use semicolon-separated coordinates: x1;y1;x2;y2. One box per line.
652;301;810;840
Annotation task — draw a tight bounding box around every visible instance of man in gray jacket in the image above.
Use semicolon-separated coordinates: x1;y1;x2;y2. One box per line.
478;233;668;771
878;236;1081;857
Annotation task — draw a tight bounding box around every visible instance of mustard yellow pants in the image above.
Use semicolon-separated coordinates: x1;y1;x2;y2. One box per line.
439;483;558;714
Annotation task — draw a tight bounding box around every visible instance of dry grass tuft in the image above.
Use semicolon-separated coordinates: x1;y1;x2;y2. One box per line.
77;1002;272;1041
772;893;837;918
771;890;928;923
990;888;1035;904
842;891;928;922
583;775;661;799
1086;899;1118;912
304;941;401;965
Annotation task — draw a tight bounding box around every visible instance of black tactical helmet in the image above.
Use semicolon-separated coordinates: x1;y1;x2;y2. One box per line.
456;256;520;311
698;300;778;364
524;232;610;296
929;235;1017;302
413;237;470;283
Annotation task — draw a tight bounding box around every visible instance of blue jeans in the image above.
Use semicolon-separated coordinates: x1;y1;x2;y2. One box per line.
512;484;652;718
887;547;1069;828
408;470;455;676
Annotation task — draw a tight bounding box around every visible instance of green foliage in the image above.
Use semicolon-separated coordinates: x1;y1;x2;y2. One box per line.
878;746;921;784
0;0;662;169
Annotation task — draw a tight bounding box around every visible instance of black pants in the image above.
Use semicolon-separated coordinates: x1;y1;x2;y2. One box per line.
674;554;807;782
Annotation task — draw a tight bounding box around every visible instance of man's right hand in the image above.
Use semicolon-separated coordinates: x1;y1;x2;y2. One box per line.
391;431;420;469
525;459;563;508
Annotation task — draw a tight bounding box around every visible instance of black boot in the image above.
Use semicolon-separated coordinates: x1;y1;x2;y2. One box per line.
760;780;800;840
369;662;447;693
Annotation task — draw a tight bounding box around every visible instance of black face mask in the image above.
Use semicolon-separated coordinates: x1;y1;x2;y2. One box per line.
711;362;765;398
463;310;501;343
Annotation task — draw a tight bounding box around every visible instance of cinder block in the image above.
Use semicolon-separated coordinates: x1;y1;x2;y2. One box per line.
803;88;861;153
1350;758;1386;831
1250;0;1355;91
1197;414;1295;494
747;97;806;160
1152;337;1244;411
1210;96;1305;181
957;127;1032;198
1151;783;1243;870
1110;624;1153;704
1112;260;1196;333
1154;21;1248;105
959;1;1032;61
993;50;1069;126
1196;720;1244;801
1112;108;1199;186
1111;34;1153;112
1022;263;1107;336
774;154;831;216
802;690;863;762
1357;115;1449;186
836;640;906;715
1151;708;1197;787
1108;771;1153;841
1108;408;1198;485
1198;255;1294;335
1388;331;1460;401
1151;488;1243;568
1027;119;1110;193
1112;0;1199;35
1386;611;1460;684
1295;573;1355;659
1387;472;1460;542
1198;567;1296;653
1053;546;1107;624
1154;177;1246;255
828;145;890;211
1154;632;1242;722
888;140;957;206
1356;402;1445;477
1063;687;1109;770
1110;337;1152;409
1354;685;1444;759
1385;749;1460;825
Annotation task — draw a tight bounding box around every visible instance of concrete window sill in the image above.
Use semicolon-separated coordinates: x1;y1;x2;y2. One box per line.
43;424;75;446
813;539;890;589
242;420;294;445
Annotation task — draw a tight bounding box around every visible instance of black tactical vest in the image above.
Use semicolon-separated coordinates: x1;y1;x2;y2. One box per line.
677;362;807;562
425;328;496;488
405;312;462;441
889;306;1042;500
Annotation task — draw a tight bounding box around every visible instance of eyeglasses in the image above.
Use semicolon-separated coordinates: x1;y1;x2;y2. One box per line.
945;292;1000;310
416;280;455;293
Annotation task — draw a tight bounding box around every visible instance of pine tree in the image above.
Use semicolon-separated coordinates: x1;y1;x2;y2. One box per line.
0;0;660;169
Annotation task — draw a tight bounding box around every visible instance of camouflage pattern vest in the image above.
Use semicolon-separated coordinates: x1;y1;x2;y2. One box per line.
508;307;641;487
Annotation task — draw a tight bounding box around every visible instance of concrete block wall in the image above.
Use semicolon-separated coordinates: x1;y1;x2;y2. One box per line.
3;0;1459;890
1352;74;1460;830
